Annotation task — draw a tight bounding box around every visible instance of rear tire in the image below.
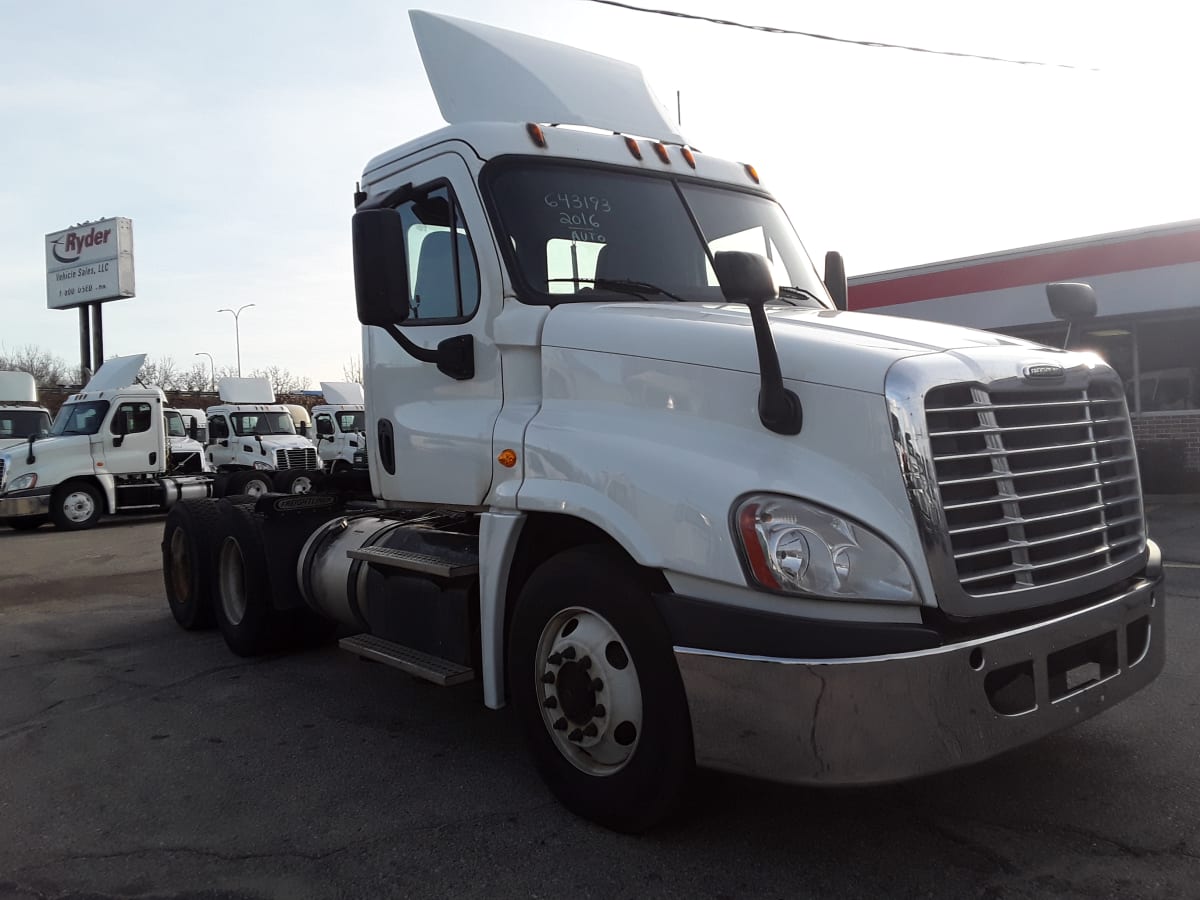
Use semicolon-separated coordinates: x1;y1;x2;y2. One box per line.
274;469;316;494
49;481;103;531
161;499;224;630
213;501;279;656
227;470;273;498
507;544;694;832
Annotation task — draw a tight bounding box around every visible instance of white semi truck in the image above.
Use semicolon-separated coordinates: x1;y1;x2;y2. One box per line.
164;408;212;475
203;378;323;496
1;355;214;531
311;381;367;473
161;12;1165;831
0;371;51;450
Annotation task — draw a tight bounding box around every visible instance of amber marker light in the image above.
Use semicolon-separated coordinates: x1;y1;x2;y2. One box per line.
744;163;760;184
680;146;697;168
497;449;518;468
624;136;643;159
526;123;547;147
652;141;671;164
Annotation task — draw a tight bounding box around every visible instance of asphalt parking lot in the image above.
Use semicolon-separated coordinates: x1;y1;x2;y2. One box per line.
1;503;1198;899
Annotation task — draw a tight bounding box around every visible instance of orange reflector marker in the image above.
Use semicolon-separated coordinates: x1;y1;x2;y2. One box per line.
624;136;643;160
526;123;546;147
497;449;518;468
653;142;671;164
744;163;760;183
680;146;697;168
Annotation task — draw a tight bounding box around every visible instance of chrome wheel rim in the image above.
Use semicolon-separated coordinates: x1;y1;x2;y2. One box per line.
63;490;95;523
290;475;313;494
244;477;270;497
535;606;642;777
218;537;248;626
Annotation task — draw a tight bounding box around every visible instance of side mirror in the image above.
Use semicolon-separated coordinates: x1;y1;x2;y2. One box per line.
187;419;198;440
112;416;127;447
353;209;411;326
824;250;848;311
1046;282;1098;351
712;251;802;436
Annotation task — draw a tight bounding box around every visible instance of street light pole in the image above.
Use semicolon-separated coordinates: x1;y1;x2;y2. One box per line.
194;351;215;392
216;304;256;377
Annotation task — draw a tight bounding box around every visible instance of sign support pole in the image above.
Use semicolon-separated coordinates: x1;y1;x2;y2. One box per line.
91;302;105;369
78;307;93;381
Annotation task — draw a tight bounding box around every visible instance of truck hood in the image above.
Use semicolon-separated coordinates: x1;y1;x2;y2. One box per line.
246;435;315;453
540;303;1043;394
0;435;92;487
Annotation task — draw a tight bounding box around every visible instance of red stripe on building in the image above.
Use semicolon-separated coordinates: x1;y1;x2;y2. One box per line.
849;229;1200;311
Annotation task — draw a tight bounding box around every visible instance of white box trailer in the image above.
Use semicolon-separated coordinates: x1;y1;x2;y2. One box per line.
160;12;1165;831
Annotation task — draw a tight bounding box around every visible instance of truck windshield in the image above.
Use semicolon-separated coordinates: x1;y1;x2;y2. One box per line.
50;401;110;436
0;409;51;439
336;411;365;432
165;411;187;437
230;412;296;436
484;160;830;308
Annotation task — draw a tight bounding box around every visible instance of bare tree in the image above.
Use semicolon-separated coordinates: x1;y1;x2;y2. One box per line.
250;366;310;396
0;344;76;388
178;362;212;393
138;355;182;390
342;355;363;384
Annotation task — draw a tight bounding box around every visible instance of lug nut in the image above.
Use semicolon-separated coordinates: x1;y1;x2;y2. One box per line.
568;728;584;742
562;647;577;660
591;678;603;691
580;656;592;670
553;717;567;731
592;704;606;718
541;672;556;685
543;696;558;709
582;723;598;738
548;652;563;666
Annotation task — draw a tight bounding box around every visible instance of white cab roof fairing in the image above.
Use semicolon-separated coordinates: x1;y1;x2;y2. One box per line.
218;377;276;404
83;354;146;393
0;371;38;403
319;382;365;406
409;10;686;145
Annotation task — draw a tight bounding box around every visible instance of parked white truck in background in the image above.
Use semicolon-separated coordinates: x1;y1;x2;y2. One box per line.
164;408;212;474
175;407;209;444
311;381;367;473
161;12;1165;832
204;378;323;495
0;371;51;449
1;355;214;531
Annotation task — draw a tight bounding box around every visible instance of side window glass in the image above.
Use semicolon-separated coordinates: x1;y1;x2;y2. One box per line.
111;402;153;435
398;184;479;322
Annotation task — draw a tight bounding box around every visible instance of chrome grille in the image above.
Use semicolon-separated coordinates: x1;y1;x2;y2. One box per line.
275;447;320;470
925;379;1144;597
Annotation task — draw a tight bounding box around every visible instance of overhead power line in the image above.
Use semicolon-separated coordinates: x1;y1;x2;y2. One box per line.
583;0;1097;70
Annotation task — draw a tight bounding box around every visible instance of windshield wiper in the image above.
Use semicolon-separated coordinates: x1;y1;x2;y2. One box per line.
778;285;829;308
546;277;685;302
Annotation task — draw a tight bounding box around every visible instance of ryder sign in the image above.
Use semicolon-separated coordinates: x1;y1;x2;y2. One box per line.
45;217;135;309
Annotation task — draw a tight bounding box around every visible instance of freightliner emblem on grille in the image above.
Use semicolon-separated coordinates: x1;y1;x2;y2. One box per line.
1024;363;1065;379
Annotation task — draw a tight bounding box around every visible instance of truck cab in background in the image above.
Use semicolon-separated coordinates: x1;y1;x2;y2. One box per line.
310;381;367;473
204;377;323;496
175;407;209;445
0;355;213;530
164;408;212;474
0;371;51;450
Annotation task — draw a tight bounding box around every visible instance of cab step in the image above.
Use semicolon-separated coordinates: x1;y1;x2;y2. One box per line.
338;634;475;686
347;545;478;578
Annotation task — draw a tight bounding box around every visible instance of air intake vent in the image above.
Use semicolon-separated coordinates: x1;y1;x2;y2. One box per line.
925;380;1144;596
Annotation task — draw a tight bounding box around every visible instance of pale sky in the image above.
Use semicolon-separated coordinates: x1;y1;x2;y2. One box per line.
1;0;1196;387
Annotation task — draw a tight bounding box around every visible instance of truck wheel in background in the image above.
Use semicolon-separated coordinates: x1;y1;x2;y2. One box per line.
227;470;273;499
49;481;103;531
161;499;223;630
6;516;48;531
213;501;281;656
274;469;315;494
507;544;694;833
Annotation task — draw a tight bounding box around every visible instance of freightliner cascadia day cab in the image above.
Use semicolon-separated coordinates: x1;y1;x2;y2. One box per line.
311;381;368;473
0;355;215;531
203;378;323;496
164;408;213;475
160;12;1165;831
0;371;51;451
174;407;209;445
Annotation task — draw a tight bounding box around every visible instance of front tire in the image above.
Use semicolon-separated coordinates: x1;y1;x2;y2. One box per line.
50;481;103;531
274;469;315;494
213;501;278;656
507;544;694;832
227;470;273;498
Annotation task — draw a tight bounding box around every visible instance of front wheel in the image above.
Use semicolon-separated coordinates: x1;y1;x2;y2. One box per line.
227;469;273;498
507;544;694;832
274;469;315;494
50;481;103;531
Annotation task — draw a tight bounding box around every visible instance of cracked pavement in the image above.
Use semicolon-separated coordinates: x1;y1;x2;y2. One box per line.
0;504;1198;899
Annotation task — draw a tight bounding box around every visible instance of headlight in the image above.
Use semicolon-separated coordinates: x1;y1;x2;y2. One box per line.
8;472;37;491
734;494;918;604
253;461;275;470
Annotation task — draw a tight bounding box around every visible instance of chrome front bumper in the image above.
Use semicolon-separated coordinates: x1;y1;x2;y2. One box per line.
676;570;1164;786
0;491;51;519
